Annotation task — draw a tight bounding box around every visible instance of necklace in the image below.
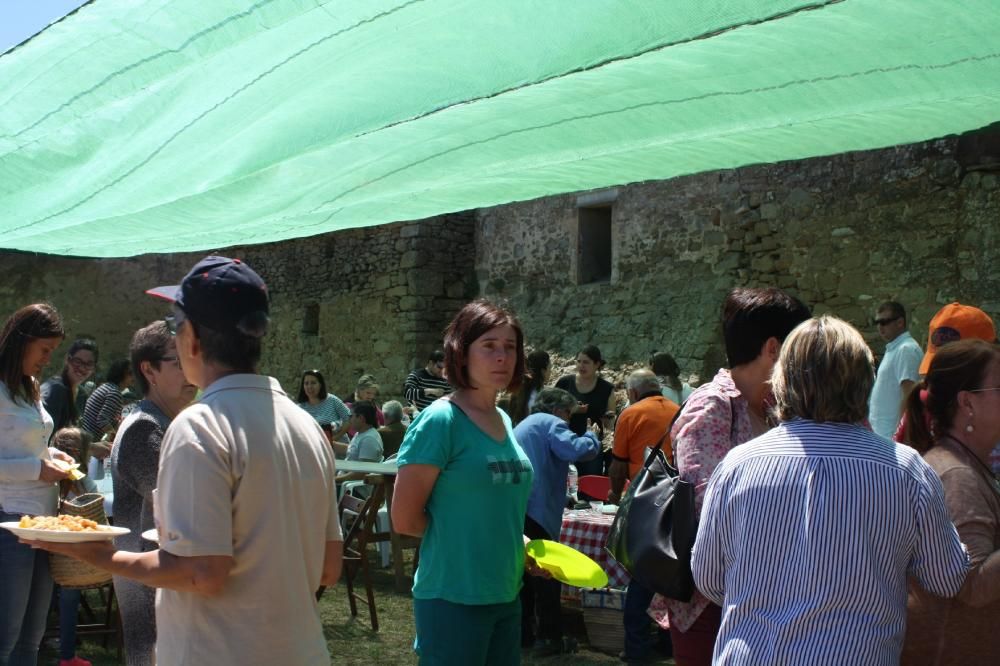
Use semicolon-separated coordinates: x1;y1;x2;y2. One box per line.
941;434;1000;495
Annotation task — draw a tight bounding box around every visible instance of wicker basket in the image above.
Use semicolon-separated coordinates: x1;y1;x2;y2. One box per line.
49;493;113;589
581;588;626;654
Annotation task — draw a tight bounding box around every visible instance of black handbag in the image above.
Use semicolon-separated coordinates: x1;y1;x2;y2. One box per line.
605;421;696;602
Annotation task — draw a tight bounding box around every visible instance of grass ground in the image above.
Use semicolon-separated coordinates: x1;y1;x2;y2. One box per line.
42;557;674;665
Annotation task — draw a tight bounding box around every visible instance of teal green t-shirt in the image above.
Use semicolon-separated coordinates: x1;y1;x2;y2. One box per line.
397;399;534;605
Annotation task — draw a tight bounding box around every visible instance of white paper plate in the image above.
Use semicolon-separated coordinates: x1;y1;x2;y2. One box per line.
600;504;618;515
0;521;129;543
141;528;159;543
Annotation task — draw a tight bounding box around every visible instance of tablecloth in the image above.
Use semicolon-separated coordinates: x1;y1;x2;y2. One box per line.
559;509;630;590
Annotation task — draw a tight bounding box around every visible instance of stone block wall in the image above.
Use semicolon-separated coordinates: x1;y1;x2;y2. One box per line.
476;132;1000;385
0;213;476;399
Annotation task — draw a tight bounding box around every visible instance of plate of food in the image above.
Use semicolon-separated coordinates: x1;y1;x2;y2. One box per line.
525;539;609;588
0;515;129;542
141;528;159;543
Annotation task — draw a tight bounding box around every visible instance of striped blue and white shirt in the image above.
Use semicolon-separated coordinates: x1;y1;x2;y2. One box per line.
297;393;350;428
692;419;969;666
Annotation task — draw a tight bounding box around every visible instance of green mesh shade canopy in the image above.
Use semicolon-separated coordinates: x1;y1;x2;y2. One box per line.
1;0;999;257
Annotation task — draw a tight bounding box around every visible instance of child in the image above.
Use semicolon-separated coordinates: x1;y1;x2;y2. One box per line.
51;427;98;499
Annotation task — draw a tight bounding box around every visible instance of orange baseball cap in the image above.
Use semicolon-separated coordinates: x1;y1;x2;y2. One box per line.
919;302;996;375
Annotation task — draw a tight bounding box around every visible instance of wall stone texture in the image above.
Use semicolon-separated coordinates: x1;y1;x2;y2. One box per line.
2;128;998;401
0;213;476;400
477;130;1000;387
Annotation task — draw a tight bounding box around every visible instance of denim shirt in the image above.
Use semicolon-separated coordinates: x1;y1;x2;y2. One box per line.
0;381;58;516
515;412;600;537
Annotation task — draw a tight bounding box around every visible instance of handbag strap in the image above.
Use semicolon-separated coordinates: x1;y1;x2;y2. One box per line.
643;393;739;470
643;401;687;470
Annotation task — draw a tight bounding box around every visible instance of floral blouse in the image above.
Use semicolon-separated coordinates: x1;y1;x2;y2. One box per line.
647;368;756;633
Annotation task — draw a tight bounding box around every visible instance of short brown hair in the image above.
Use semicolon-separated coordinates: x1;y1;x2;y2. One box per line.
723;287;810;367
129;321;172;396
51;427;93;465
443;300;525;392
772;316;874;424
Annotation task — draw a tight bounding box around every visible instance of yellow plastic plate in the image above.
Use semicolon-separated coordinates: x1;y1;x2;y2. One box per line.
525;539;609;588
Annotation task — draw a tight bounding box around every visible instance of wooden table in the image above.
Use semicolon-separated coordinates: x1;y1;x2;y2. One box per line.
337;460;418;592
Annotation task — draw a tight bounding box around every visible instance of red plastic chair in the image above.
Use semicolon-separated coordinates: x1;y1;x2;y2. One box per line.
578;475;611;500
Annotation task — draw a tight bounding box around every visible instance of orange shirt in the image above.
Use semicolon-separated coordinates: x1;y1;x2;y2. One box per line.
612;395;680;478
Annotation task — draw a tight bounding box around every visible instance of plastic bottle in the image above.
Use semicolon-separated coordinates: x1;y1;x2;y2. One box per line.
567;463;579;501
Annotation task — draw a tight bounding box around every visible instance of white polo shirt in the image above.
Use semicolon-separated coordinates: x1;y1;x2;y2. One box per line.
870;331;923;440
154;374;341;665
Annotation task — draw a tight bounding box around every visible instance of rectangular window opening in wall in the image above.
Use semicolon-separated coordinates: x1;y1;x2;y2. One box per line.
578;206;612;285
302;303;319;335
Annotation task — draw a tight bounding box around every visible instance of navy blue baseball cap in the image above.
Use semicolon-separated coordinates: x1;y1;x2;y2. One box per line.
146;256;270;337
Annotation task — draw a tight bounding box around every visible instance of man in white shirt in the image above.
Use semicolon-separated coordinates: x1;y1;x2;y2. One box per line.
28;256;342;665
869;301;923;439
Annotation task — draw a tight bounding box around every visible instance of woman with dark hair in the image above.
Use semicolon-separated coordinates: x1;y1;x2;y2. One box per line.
900;339;1000;664
81;358;133;440
392;299;541;665
41;338;99;434
296;369;350;440
650;351;693;405
110;320;197;666
508;349;551;425
648;287;810;665
555;345;616;476
0;303;73;665
693;317;968;664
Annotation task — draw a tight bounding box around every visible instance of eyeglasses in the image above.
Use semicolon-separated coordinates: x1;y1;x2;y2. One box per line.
164;308;187;336
159;355;182;367
435;362;445;369
874;316;901;326
967;387;1000;394
68;356;96;370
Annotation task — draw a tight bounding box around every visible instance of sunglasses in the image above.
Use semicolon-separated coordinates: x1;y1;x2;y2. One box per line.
874;316;901;326
164;308;187;336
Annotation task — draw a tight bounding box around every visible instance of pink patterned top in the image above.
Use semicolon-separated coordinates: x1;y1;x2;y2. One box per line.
647;368;756;633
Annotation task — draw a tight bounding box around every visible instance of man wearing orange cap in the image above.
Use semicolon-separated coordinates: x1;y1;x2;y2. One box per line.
917;302;997;375
870;302;923;440
893;303;998;453
914;303;999;474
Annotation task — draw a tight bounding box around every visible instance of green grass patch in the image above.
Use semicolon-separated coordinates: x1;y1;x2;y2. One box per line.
44;554;672;665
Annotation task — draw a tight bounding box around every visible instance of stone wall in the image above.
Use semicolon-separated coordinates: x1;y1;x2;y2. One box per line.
0;213;476;398
476;130;1000;385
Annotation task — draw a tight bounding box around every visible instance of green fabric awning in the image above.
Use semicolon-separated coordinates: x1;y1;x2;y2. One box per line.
2;0;999;257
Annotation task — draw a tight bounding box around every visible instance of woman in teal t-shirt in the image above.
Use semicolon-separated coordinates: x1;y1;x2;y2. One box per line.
393;299;538;665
